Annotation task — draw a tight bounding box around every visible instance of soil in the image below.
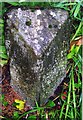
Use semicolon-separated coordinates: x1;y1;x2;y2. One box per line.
0;60;31;118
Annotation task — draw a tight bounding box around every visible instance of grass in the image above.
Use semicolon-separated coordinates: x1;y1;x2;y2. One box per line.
0;1;82;120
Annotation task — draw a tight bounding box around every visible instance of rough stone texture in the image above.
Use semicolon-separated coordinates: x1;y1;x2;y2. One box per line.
5;8;72;106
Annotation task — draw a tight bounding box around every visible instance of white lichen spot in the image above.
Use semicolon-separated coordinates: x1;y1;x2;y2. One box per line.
34;39;38;44
24;29;28;33
61;51;64;57
34;50;38;56
47;52;50;56
34;33;38;38
58;24;61;29
36;26;40;31
8;14;12;19
47;80;51;84
36;10;41;15
18;8;22;19
40;37;44;41
35;44;41;50
37;19;40;26
50;11;56;17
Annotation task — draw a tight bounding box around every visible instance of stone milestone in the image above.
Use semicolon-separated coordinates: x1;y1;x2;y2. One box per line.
5;8;72;106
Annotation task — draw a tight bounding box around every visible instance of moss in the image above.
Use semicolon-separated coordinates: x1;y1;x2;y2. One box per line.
26;20;31;26
48;24;52;28
40;7;44;10
31;9;35;12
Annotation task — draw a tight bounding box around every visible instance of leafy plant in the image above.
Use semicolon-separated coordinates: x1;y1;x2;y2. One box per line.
64;39;82;119
13;111;20;120
0;94;8;106
0;2;8;66
46;100;55;108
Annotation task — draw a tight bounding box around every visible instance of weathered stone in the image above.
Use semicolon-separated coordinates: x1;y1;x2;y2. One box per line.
5;8;72;106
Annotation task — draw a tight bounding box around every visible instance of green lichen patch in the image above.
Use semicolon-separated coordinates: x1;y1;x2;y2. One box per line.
26;20;31;26
48;24;52;28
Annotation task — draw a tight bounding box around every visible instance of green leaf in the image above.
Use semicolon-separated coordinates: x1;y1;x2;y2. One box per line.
79;93;82;105
74;3;80;18
70;108;74;119
13;111;19;119
74;83;81;88
0;19;4;24
17;108;44;120
0;23;4;27
35;101;39;108
78;54;82;62
12;102;19;107
0;46;7;54
71;68;76;118
60;102;66;118
70;44;75;52
27;115;36;120
73;56;78;63
3;101;8;106
0;59;8;66
74;45;80;54
78;62;82;73
67;52;74;59
7;2;19;6
0;94;4;102
78;73;82;87
70;4;76;16
72;22;82;40
67;45;77;59
65;77;71;119
46;100;55;107
0;53;8;59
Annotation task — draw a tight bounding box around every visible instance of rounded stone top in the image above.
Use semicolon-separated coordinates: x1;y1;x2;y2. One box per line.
7;8;68;56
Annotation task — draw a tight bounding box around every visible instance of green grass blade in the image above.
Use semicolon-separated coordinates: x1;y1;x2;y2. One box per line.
71;68;76;118
70;108;74;119
17;107;45;120
65;76;71;119
59;102;65;119
74;3;80;18
71;21;82;41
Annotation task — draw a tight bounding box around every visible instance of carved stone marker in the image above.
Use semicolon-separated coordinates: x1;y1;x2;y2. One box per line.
5;8;72;106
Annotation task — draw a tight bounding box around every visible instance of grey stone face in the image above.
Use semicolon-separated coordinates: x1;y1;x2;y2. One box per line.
5;8;72;106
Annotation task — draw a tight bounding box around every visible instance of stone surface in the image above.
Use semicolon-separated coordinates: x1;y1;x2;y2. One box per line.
5;8;72;106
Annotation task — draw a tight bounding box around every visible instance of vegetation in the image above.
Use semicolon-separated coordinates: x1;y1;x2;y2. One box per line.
0;1;82;120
